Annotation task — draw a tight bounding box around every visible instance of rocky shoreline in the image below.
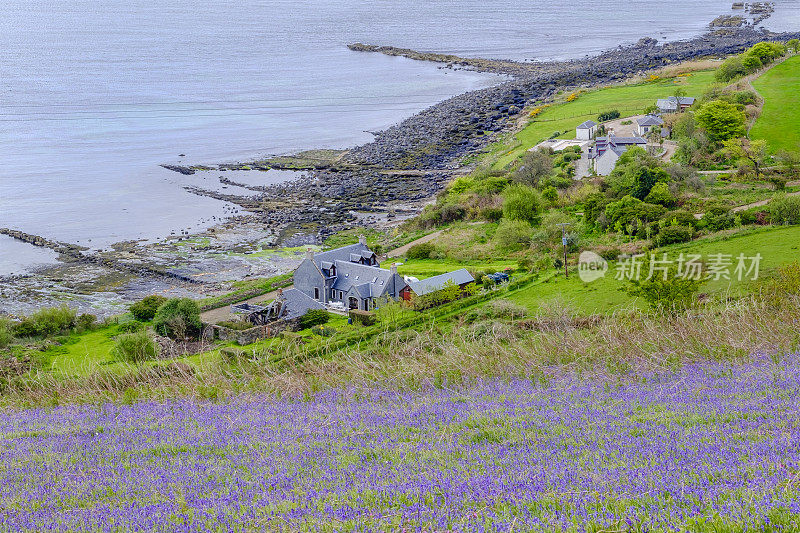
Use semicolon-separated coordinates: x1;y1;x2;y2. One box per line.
3;21;799;317
177;25;800;235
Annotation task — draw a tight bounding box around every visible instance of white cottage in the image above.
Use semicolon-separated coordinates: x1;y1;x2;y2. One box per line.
575;120;598;140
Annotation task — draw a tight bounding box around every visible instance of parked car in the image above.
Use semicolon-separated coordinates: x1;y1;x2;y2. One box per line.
486;272;510;283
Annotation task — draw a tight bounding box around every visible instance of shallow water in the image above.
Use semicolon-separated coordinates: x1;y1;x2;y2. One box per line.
1;0;797;273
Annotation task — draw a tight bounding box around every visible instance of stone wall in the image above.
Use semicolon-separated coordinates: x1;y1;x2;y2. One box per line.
209;317;303;346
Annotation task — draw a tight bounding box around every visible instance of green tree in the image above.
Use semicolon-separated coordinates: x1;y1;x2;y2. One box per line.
632;166;670;201
742;53;763;73
626;255;704;314
695;100;746;142
788;39;800;53
502;184;543;225
723;138;768;176
514;149;552;187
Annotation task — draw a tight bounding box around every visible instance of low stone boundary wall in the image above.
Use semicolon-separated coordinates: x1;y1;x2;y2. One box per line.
206;317;302;345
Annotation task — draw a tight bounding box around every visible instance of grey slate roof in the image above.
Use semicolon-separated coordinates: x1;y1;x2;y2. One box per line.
636;115;664;126
330;260;405;299
277;289;325;320
408;269;475;296
656;96;695;110
577;120;597;129
312;243;373;266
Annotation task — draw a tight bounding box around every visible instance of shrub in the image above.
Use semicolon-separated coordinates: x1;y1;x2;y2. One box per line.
715;55;747;82
299;309;330;330
662;210;698;229
644;182;676;207
605;196;668;228
502;184;543;225
129;295;168;321
480;206;504;222
349;310;376;326
0;317;13;349
495;219;533;249
406;242;437;260
769;195;800;225
654;225;693;247
220;347;247;363
626;257;704;313
117;321;145;333
75;313;97;332
541;186;558;204
152;298;202;339
311;325;337;337
12;306;77;338
112;331;160;364
597;110;620;122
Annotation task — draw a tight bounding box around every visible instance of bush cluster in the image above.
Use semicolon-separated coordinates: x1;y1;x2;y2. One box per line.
112;331;160;364
129;295;168;321
152;298;202;340
299;310;330;330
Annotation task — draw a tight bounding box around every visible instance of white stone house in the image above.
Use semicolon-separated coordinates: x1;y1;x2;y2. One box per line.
588;134;647;176
636;115;665;137
576;120;598;140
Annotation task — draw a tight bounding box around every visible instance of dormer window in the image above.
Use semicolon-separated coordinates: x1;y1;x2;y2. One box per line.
372;277;377;283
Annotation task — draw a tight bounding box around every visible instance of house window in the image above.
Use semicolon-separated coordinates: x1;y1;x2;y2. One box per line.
314;288;320;300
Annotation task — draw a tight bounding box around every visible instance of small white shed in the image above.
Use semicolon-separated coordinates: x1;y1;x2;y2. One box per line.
576;120;597;140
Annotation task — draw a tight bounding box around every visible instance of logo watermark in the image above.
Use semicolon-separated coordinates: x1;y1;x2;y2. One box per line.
578;252;762;283
578;251;609;283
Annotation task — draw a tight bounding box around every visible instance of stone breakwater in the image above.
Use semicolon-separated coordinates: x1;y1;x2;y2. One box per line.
0;228;200;285
174;26;800;246
345;27;800;171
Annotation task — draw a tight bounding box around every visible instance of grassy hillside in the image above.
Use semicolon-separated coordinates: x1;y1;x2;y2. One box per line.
507;225;800;314
751;54;800;152
492;67;718;169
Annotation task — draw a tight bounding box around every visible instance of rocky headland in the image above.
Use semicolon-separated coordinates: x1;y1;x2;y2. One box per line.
3;20;799;316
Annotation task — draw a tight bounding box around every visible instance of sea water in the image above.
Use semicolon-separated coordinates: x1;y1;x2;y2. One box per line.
1;0;796;274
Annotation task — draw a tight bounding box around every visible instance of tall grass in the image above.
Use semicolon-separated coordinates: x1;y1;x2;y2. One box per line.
3;293;799;408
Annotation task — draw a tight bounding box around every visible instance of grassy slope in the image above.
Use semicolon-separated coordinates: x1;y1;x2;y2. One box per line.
493;69;718;169
508;225;800;315
751;54;800;153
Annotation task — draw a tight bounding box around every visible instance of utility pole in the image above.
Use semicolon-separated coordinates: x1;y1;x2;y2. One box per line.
556;223;571;279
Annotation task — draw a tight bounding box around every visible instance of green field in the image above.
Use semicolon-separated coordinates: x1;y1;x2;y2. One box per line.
508;225;800;314
493;68;718;169
751;54;800;152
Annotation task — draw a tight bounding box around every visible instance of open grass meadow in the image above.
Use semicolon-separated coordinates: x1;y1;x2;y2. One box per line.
751;54;800;153
4;355;800;532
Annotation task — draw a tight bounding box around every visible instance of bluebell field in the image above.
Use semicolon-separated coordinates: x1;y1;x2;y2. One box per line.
2;355;800;531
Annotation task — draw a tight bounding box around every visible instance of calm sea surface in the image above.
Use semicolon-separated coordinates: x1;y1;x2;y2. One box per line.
1;0;797;274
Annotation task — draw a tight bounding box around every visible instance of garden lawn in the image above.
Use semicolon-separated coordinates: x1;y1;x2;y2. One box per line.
4;357;800;531
751;54;800;153
493;69;718;169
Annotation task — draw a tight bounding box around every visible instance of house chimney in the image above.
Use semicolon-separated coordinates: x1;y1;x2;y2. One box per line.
358;234;367;246
277;288;283;297
390;263;398;274
306;248;314;259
